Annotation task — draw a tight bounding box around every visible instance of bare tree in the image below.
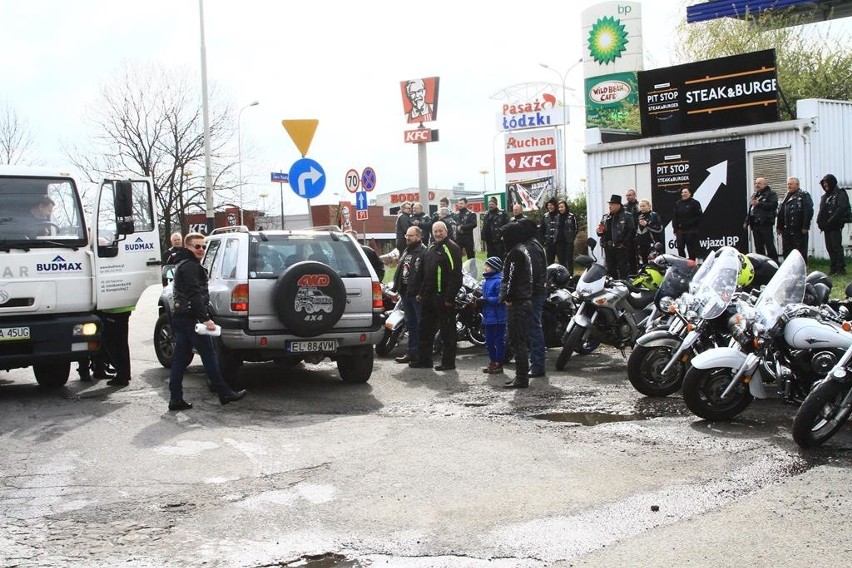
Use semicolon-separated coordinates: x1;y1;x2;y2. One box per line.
675;9;852;120
0;101;35;165
65;62;237;244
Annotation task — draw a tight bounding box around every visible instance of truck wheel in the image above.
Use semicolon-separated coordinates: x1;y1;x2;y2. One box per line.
34;362;71;388
337;346;373;383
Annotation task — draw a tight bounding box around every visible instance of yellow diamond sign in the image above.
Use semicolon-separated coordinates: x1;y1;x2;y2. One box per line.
282;119;319;157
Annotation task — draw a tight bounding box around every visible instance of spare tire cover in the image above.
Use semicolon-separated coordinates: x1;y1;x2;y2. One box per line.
274;261;346;337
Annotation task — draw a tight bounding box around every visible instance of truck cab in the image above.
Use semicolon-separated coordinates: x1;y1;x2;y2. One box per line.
0;166;160;387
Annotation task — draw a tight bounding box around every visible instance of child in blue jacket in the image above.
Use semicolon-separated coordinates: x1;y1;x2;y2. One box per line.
480;256;507;374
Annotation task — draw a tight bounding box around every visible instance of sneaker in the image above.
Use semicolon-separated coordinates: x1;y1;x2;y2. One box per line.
482;362;496;373
489;365;504;375
395;354;414;364
168;400;193;411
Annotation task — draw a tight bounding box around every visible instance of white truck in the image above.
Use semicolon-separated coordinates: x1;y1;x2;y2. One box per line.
0;166;161;387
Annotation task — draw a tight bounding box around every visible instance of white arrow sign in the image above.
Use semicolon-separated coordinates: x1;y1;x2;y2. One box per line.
296;166;323;197
663;160;728;251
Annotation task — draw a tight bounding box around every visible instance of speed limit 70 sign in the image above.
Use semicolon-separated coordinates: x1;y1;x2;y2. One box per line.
344;169;360;194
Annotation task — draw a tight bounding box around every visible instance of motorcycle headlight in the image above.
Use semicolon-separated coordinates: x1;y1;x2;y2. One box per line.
658;296;675;311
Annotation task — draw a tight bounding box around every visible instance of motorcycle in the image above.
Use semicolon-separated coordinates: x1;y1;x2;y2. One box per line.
627;248;736;397
375;283;405;357
555;238;658;370
791;283;852;448
682;250;852;421
543;264;577;348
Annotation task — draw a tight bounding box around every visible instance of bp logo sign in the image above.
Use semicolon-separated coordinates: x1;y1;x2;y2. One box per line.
588;16;629;65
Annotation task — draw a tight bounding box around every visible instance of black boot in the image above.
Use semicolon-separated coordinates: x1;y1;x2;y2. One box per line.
503;377;529;389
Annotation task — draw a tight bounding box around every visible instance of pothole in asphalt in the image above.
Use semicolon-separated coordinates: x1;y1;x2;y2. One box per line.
533;411;649;425
281;553;361;567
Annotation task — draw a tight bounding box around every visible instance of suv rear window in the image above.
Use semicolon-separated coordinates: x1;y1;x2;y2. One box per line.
248;234;369;279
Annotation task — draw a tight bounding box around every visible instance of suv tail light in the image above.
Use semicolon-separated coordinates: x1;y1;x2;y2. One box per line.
231;283;249;312
372;281;383;311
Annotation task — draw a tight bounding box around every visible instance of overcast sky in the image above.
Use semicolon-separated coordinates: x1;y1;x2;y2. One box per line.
4;0;831;216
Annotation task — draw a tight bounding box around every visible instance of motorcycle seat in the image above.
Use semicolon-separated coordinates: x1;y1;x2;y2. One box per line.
626;288;656;309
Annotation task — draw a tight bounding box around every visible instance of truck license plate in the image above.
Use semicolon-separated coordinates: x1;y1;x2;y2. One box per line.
288;340;337;353
0;327;30;341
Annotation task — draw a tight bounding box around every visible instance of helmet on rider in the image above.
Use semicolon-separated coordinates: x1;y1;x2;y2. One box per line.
746;253;779;290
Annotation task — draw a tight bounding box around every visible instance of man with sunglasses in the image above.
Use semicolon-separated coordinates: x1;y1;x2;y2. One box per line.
168;232;247;411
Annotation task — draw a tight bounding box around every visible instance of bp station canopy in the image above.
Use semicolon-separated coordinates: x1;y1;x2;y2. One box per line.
687;0;852;24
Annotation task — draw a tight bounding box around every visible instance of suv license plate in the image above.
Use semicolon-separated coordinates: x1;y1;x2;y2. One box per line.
288;340;337;353
0;326;30;341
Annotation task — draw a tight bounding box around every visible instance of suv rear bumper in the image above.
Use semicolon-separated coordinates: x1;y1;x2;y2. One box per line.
216;316;383;352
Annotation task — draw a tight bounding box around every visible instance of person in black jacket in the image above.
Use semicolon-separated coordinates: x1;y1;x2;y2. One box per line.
624;189;640;274
555;200;577;275
744;177;779;260
409;202;431;247
392;226;426;364
394;202;412;255
635;199;662;265
816;173;849;275
596;194;635;279
538;197;559;265
346;230;384;281
410;221;463;371
454;197;478;261
161;232;183;286
481;196;509;258
672;186;703;260
500;221;532;388
520;218;547;379
168;233;247;411
776;177;814;261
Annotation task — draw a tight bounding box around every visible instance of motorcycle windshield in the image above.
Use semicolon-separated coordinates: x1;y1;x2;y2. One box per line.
688;249;718;294
578;263;608;287
657;260;698;302
754;250;807;330
691;248;741;320
462;258;479;290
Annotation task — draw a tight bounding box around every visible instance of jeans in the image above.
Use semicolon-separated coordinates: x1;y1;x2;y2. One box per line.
169;314;234;402
484;323;506;364
507;300;531;379
401;295;421;357
528;290;546;374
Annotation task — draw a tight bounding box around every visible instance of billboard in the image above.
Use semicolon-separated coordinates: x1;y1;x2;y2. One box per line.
400;77;440;124
507;176;555;212
497;94;561;132
504;129;558;181
651;139;747;253
582;1;643;128
638;49;779;137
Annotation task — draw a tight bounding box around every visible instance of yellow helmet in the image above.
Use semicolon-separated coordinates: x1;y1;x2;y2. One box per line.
632;264;665;290
737;252;755;287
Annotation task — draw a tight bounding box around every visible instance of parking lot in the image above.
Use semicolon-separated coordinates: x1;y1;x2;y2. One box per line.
1;284;851;568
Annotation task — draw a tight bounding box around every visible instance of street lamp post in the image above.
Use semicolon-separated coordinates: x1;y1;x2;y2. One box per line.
479;169;489;193
237;100;260;226
540;58;582;195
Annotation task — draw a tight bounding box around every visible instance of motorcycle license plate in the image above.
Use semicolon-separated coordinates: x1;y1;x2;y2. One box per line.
287;340;337;353
0;326;30;341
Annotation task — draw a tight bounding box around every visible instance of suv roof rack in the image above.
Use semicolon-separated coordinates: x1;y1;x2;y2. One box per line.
210;226;250;235
308;225;343;232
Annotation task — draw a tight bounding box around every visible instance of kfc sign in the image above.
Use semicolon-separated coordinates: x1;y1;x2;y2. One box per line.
505;150;557;174
400;77;440;124
390;191;436;203
403;128;439;144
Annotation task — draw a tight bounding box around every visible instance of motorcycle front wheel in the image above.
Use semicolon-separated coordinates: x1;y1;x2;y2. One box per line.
556;324;586;371
627;344;685;397
792;380;852;448
682;366;753;421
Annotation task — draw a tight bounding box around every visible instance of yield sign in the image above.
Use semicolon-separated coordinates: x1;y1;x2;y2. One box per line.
282;119;319;157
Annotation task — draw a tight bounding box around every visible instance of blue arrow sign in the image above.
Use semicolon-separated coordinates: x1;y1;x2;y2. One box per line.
288;158;326;199
356;190;368;211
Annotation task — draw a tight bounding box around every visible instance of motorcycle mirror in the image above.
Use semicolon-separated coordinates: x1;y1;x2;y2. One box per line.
654;242;665;252
576;255;594;269
846;282;852;299
586;237;597;249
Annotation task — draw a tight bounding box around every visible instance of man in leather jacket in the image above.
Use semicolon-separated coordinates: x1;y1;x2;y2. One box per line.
481;196;509;258
596;194;635;279
392;226;426;364
776;177;814;261
410;221;463;371
816;173;850;275
454;197;478;261
744;177;779;261
169;233;247;411
672;186;703;260
500;221;533;389
538;197;559;265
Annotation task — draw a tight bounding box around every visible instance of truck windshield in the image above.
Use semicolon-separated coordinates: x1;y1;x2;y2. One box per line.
0;176;86;247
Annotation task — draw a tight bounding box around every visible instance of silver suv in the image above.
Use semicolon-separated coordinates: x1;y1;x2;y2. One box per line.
154;226;384;384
